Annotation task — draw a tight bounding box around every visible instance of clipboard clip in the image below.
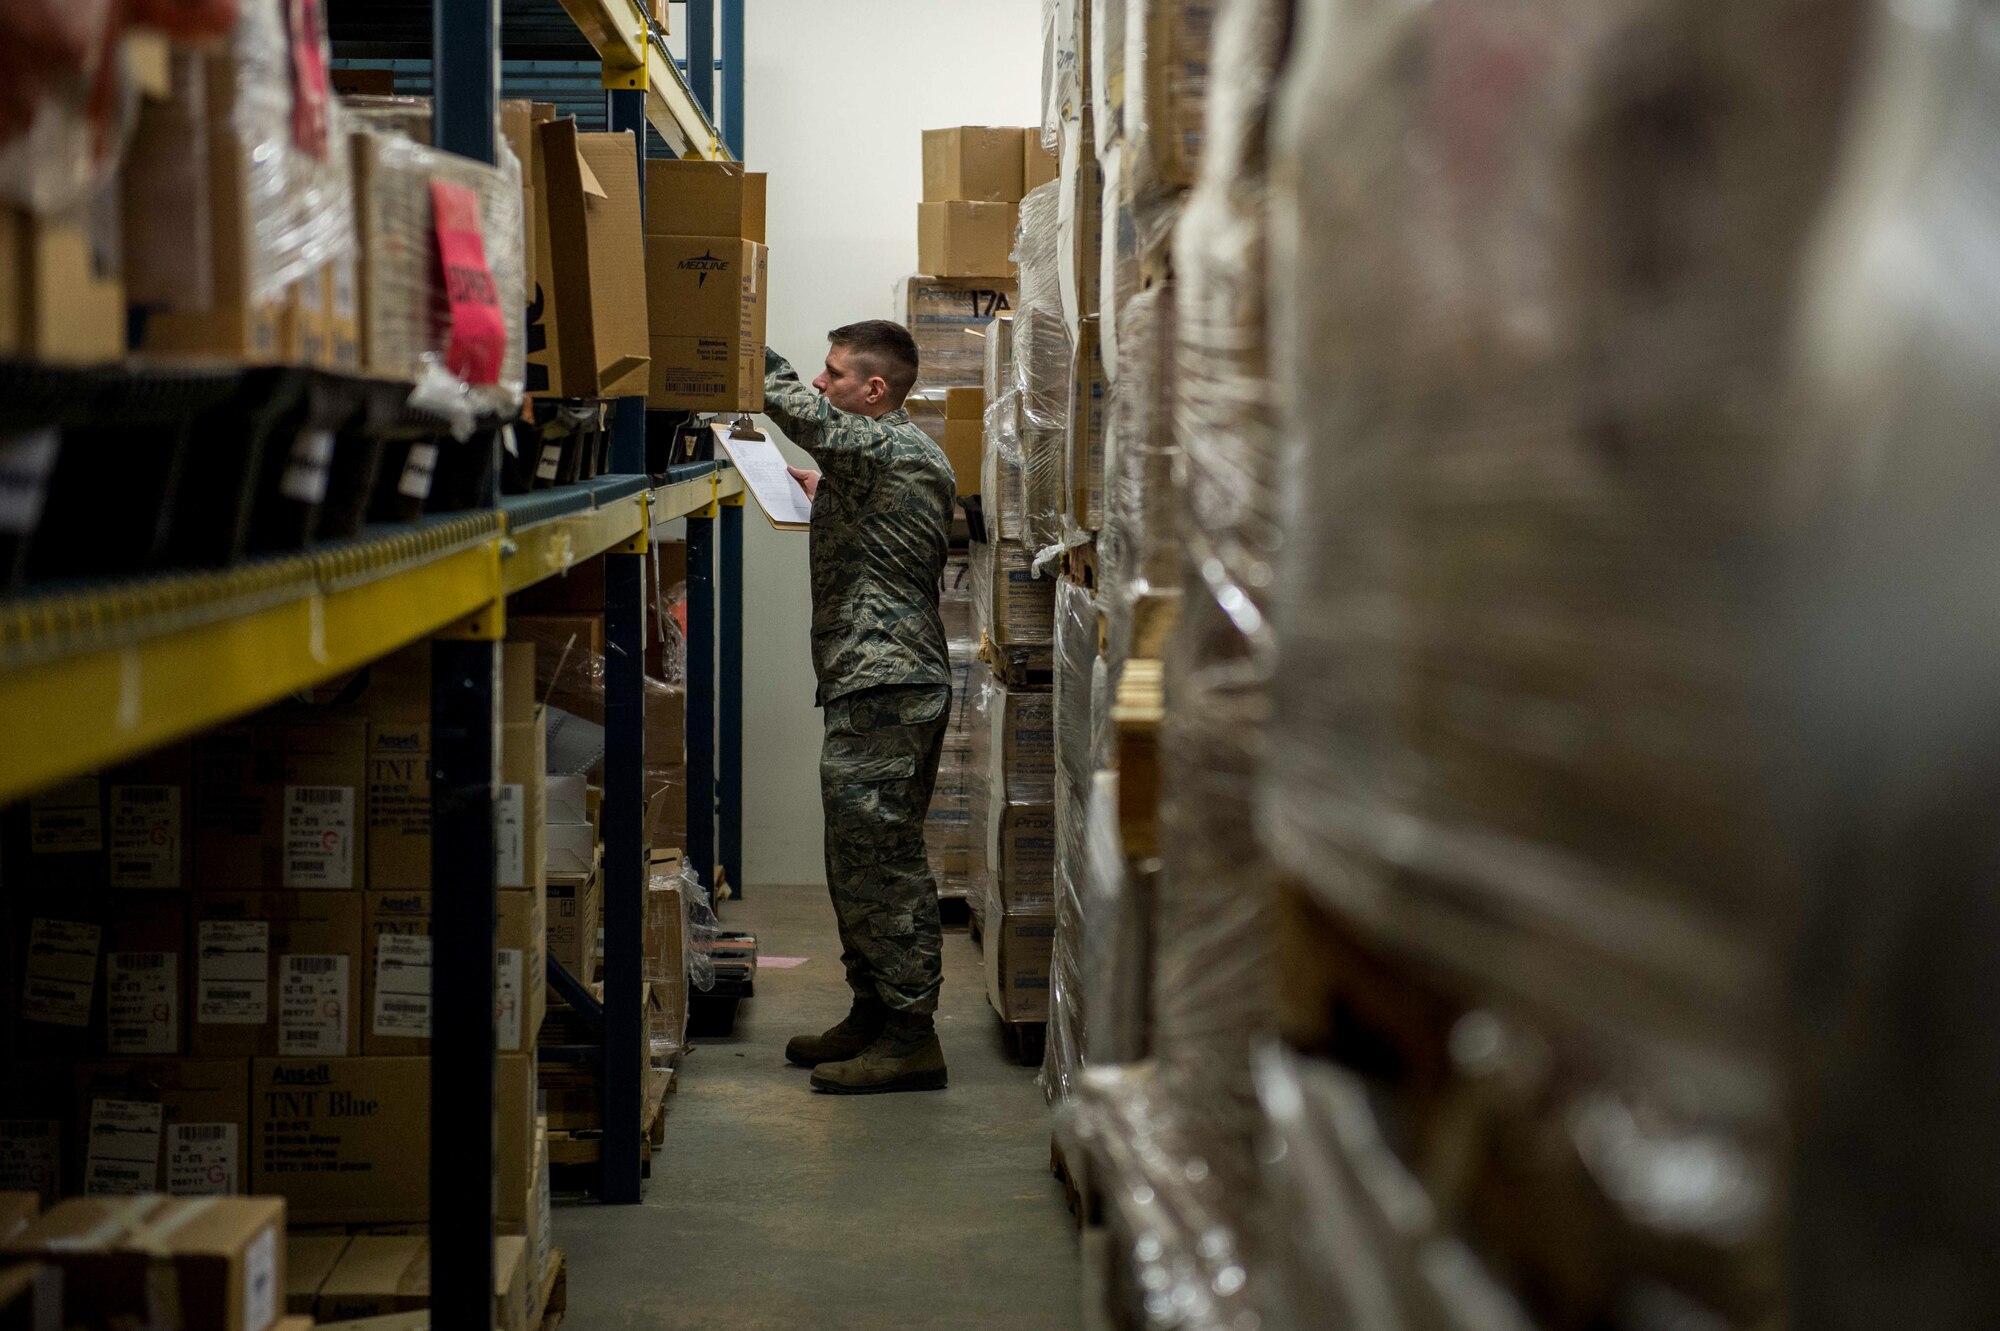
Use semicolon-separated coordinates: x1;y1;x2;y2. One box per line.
728;414;766;441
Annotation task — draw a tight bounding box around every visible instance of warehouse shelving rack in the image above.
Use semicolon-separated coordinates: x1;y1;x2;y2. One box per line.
0;2;751;1325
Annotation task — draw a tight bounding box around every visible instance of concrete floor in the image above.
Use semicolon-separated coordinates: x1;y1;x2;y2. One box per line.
555;885;1082;1330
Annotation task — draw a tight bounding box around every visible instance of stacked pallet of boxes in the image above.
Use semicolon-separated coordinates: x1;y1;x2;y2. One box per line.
0;641;552;1329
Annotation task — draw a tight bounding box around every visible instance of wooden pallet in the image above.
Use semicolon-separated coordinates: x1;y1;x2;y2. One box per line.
977;631;1055;687
998;1015;1047;1067
546;1068;673;1179
533;1246;568;1331
1110;659;1164;859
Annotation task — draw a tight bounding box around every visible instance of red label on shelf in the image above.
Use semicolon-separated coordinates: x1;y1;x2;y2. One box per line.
431;180;506;386
288;0;332;158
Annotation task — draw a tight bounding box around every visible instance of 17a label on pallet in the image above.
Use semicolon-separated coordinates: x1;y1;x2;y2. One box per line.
284;785;355;889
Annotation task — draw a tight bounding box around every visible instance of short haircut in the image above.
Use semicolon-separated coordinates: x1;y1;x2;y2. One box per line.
828;320;920;404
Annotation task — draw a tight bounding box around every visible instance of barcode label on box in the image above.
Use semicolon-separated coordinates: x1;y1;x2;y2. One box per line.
373;934;434;1037
105;951;180;1054
108;783;182;887
398;443;439;499
22;917;101;1027
167;1122;239;1196
84;1099;162;1195
197;920;269;1024
497;784;525;885
0;1120;61;1206
29;776;102;853
536;442;562;481
280;428;336;504
496;947;523;1050
279;954;349;1055
284;785;355;888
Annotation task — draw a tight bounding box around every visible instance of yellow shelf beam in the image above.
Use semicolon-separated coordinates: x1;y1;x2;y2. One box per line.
560;0;730;161
500;490;649;595
651;467;743;530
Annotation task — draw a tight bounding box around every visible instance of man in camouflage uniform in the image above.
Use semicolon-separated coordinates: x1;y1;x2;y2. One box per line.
761;322;957;1094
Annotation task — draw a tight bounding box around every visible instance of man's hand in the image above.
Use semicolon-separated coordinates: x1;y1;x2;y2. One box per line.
787;465;821;503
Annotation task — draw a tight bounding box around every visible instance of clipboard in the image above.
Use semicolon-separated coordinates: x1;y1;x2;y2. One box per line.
711;421;813;531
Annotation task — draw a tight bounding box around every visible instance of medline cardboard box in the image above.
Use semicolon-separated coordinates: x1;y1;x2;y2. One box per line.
944;387;984;496
1;1195;285;1331
72;1059;252;1197
644;160;766;242
983;906;1055;1023
540;121;649;397
191;891;365;1058
644;237;768;412
194;721;368;890
922;127;1028;202
360;888;545;1055
918;201;1019;280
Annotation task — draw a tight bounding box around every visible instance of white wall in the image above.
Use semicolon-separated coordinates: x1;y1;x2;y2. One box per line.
727;0;1044;886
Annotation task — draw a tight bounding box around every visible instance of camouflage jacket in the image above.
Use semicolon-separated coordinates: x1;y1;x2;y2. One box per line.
763;347;955;705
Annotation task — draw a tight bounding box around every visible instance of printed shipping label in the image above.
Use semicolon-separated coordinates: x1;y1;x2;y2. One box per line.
22;917;101;1027
497;784;525;885
279;428;336;505
108;783;182;887
198;920;270;1024
167;1122;239;1196
105;952;180;1054
536;443;562;481
244;1224;278;1331
373;934;434;1037
284;785;355;888
279;954;349;1056
84;1099;162;1196
495;947;523;1051
397;442;439;499
0;1120;61;1205
29;775;102;853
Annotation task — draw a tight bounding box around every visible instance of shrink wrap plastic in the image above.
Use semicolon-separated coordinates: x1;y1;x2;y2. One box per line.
1042;578;1102;1104
1041;0;1088;150
0;0;129;214
1097;284;1177;672
1082;768;1149;1066
1091;0;1127;157
900;275;1015;394
233;0;353;300
1783;3;2000;1323
1258;0;1862;1322
355;129;527;408
967;665;1057;916
1122;0;1212;260
1254;1046;1535;1331
981;313;1025;543
1011;181;1075;557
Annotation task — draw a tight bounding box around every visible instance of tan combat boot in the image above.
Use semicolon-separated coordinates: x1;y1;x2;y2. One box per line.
809;1011;948;1094
784;995;888;1067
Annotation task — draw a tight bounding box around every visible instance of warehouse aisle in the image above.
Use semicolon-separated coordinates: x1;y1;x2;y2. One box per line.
557;885;1081;1330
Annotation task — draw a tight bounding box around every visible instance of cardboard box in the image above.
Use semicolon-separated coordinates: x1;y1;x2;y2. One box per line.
97;891;188;1056
980;681;1055;804
365;725;428;891
545;822;597;878
944;387;984;495
191;892;365;1058
71;1058;250;1199
106;743;194;890
123;49;212;312
360;888;545;1055
976;539;1056;647
0;1068;71;1207
501;721;546;893
922;127;1028;202
194;721;368;891
508;1118;550;1298
3;1195;284;1331
988;804;1058;914
546;871;601;979
0;1193;35;1243
540;122;650;398
287;1233;351;1315
644;160;767;241
252;1057;425;1224
0;190;124;363
1025;133;1060;192
646;856;689;1059
1068;316;1106;530
313;1234;527;1331
984;908;1056;1022
901;276;1016;392
644;236;768;412
5;892;106;1059
918;201;1019;280
20;773;106;888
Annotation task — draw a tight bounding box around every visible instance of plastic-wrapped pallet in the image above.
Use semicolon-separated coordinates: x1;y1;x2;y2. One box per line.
1260;0;1864;1325
1066;317;1108;541
1042;578;1101;1105
1097;284;1178;677
1123;0;1213;259
1011;181;1073;555
901;275;1017;393
981;314;1027;543
968;668;1057;914
1783;5;2000;1323
1058;106;1106;334
972;536;1056;651
1097;143;1142;378
1041;0;1090;150
1091;0;1127;156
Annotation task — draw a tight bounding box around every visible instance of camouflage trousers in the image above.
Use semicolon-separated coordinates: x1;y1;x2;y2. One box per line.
820;683;952;1015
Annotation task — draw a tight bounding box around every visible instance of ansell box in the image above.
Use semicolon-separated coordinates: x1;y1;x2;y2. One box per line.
193;721;368;891
73;1058;253;1197
191;891;364;1058
360;888;545;1055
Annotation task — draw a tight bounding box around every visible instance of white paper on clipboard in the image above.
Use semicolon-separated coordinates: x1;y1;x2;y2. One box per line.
713;424;814;531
